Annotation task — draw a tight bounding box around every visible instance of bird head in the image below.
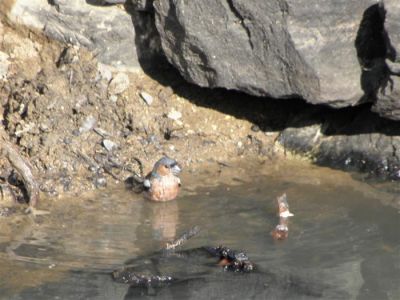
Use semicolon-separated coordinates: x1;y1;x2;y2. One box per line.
152;157;182;177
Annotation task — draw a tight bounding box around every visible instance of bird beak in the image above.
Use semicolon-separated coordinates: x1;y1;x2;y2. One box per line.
171;164;182;176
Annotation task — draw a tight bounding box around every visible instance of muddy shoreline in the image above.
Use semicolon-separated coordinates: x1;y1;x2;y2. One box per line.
0;20;283;206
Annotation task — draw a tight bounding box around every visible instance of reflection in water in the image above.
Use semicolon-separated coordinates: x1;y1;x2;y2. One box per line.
150;201;178;243
0;160;399;299
149;201;179;242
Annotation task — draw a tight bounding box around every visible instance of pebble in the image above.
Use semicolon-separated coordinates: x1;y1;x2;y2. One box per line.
108;72;130;95
95;177;107;188
94;127;111;138
79;115;97;133
103;139;117;151
167;109;182;121
97;62;113;82
139;91;154;105
0;51;10;80
251;124;260;132
74;94;88;110
109;95;118;103
15;122;35;137
39;123;50;132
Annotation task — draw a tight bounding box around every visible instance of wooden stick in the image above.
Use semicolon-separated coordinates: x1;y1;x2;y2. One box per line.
0;132;40;208
164;226;200;251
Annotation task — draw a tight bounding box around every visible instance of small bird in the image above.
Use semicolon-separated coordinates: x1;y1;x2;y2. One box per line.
271;193;294;241
143;157;182;202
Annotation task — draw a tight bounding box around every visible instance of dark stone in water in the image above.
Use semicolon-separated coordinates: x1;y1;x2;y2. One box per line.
112;246;325;299
278;103;400;181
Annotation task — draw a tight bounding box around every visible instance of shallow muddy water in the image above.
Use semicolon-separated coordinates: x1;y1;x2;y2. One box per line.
0;160;399;300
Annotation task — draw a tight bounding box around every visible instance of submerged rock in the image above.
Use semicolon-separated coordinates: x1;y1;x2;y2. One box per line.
112;246;325;299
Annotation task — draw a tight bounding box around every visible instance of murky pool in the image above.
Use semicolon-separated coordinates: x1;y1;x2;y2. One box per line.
0;160;399;299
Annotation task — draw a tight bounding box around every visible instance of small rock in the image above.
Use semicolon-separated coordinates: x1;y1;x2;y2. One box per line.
139;91;154;105
0;51;10;80
109;95;118;103
15;122;35;137
108;72;130;95
103;139;117;151
0;207;17;217
63;137;72;144
39;123;50;132
158;87;174;101
97;62;113;82
79;115;97;133
251;124;260;132
167;109;182;121
95;176;107;188
94;127;111;138
74;94;88;111
57;46;79;67
147;135;158;145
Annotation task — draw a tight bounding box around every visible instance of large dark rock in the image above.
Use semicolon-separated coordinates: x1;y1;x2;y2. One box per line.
153;0;400;117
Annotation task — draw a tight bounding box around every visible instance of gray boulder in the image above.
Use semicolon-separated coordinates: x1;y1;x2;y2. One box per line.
153;0;400;114
5;0;140;71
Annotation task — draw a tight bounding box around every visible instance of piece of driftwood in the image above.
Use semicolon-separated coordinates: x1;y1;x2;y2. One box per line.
0;130;40;208
164;225;201;251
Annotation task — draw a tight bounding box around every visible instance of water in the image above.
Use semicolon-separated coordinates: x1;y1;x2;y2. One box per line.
0;160;399;299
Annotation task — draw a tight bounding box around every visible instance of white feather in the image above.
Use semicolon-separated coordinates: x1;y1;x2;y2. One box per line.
280;211;294;218
143;179;151;188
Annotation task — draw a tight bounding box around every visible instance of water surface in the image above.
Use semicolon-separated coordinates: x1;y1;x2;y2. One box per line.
0;160;399;299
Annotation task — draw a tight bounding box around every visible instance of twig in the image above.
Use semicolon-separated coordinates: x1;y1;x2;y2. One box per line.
0;135;40;208
164;226;200;251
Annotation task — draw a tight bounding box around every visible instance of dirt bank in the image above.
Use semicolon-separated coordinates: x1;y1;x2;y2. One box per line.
0;20;284;206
